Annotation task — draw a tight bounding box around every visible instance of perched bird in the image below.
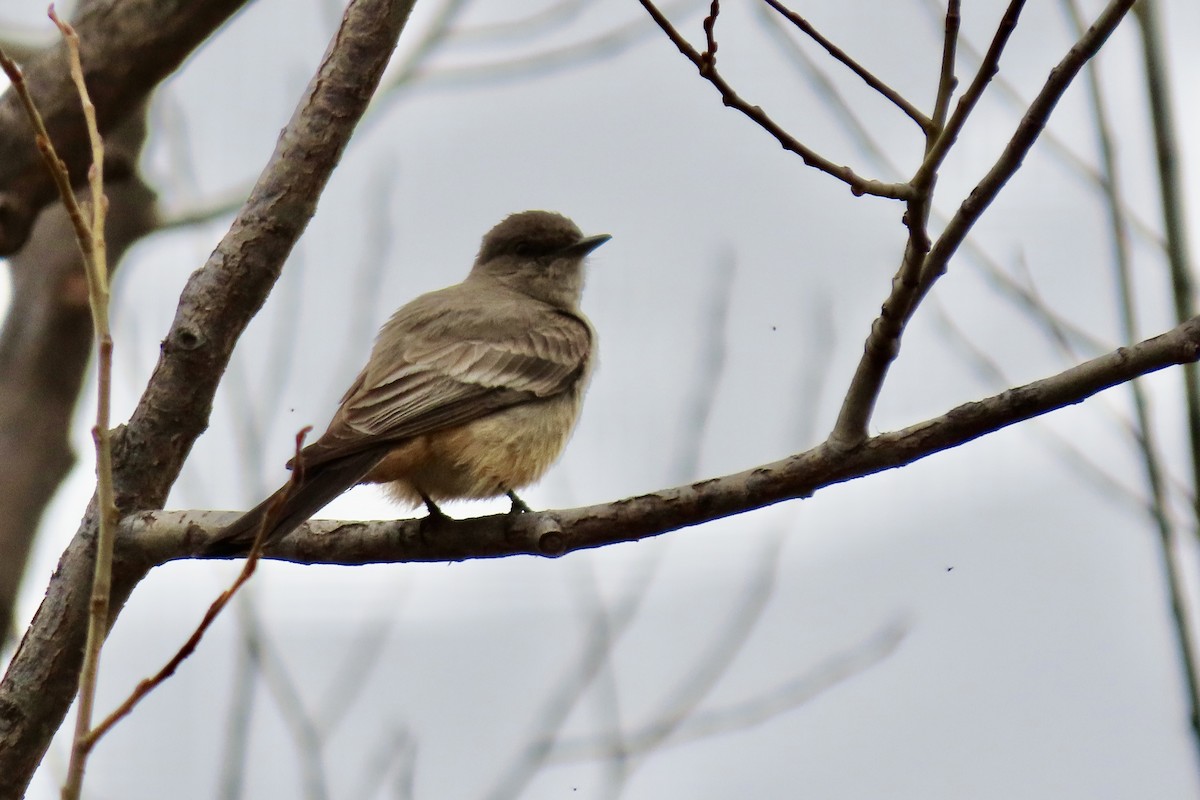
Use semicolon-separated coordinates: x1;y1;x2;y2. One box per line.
206;210;609;555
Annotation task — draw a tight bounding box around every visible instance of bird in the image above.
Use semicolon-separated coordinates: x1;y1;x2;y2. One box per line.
205;210;609;556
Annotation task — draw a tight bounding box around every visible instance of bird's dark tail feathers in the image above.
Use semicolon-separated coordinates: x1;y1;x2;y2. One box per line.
204;449;388;557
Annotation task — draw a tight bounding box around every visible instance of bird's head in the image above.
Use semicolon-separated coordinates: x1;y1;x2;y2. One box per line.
471;210;610;309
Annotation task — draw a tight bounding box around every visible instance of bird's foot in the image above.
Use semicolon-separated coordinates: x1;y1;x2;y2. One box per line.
507;490;532;514
421;493;451;522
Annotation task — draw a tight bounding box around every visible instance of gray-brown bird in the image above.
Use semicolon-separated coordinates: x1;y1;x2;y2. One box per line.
206;210;609;555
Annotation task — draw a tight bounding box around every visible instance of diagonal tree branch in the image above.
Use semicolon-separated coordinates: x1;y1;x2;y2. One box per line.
635;0;913;200
0;1;415;794
830;0;1136;448
0;0;253;256
758;0;932;132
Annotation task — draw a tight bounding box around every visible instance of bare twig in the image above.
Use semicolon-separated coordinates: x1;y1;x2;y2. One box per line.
83;427;310;747
636;0;913;200
914;0;1026;185
751;1;1113;361
827;0;965;447
671;251;736;481
931;300;1148;510
235;600;329;800
913;0;1164;250
481;563;655;800
921;0;1135;294
216;616;260;800
603;532;787;775
2;9;116;799
831;0;1135;448
699;0;718;73
0;50;93;250
759;0;932;131
0;3;416;792
449;0;588;42
550;620;907;761
1132;0;1200;532
1124;0;1200;761
0;0;253;255
930;0;960;131
376;0;707;94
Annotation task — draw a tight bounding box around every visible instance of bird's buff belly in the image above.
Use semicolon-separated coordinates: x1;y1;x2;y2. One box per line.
361;394;581;506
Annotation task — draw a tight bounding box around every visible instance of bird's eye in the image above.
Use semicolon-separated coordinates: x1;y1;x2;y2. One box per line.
513;242;532;257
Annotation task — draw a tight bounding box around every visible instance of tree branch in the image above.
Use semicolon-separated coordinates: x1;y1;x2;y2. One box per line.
830;0;1136;448
0;1;415;794
636;0;913;200
0;0;251;256
115;314;1200;567
758;0;932;132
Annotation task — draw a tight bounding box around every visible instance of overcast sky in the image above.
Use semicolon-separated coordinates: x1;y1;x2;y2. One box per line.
5;0;1200;798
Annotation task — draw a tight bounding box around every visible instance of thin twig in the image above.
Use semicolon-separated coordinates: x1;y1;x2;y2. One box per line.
759;0;932;132
920;0;1136;301
216;618;260;800
380;0;707;93
914;0;1027;187
449;0;588;41
482;562;656;800
0;51;93;254
829;0;1139;446
751;0;1116;360
636;0;913;200
931;299;1148;511
913;0;1165;251
1129;0;1200;760
827;0;964;447
606;532;787;773
83;427;312;747
671;251;736;481
549;620;907;761
699;0;718;74
930;0;959;132
1132;0;1200;532
4;9;117;799
235;602;330;800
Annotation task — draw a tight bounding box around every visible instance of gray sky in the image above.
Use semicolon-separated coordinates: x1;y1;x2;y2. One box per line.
6;0;1200;797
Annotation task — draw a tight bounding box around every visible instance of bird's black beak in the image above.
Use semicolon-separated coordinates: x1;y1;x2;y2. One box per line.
561;233;611;257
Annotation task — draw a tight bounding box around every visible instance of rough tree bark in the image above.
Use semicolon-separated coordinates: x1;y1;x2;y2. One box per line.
0;0;254;647
0;0;415;794
0;0;251;255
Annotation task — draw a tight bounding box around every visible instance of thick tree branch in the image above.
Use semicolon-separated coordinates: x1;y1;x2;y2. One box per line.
0;0;251;256
0;1;414;795
118;315;1200;566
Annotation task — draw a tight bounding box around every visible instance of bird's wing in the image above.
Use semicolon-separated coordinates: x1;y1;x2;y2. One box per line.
297;299;591;469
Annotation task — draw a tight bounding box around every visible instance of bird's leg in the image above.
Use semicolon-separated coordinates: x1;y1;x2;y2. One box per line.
420;490;450;520
506;490;532;514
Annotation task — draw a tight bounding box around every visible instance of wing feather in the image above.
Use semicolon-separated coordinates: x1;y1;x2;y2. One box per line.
297;286;591;469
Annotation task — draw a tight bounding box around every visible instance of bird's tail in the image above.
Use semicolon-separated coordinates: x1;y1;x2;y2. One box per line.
204;449;388;557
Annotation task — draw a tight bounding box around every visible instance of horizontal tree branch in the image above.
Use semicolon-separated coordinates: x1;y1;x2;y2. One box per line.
122;314;1200;566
